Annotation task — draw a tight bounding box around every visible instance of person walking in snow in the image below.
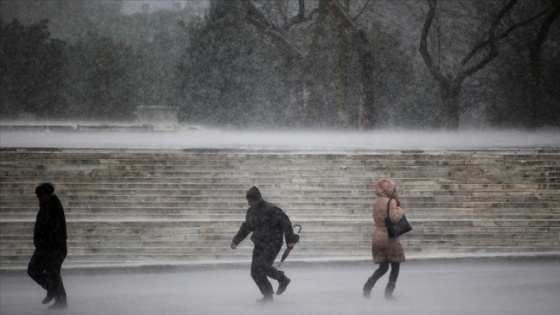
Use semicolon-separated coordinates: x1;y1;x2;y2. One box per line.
230;186;299;303
28;183;68;309
363;179;406;300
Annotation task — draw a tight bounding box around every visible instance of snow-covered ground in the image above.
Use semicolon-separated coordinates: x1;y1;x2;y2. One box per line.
1;259;559;315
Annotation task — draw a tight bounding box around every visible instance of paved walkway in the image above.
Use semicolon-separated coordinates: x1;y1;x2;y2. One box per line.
1;258;559;315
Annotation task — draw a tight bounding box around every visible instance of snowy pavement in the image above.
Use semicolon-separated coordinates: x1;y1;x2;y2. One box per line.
1;258;559;315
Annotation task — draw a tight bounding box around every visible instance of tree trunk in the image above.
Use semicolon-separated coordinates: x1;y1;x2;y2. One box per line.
334;0;350;128
324;0;376;129
302;4;327;125
440;80;461;129
527;45;541;129
419;0;543;129
353;30;375;129
526;0;559;129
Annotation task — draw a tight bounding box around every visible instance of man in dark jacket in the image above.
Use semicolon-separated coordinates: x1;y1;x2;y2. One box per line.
27;183;68;309
230;186;299;302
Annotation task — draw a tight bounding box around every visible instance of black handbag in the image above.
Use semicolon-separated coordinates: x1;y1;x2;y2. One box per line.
385;198;412;238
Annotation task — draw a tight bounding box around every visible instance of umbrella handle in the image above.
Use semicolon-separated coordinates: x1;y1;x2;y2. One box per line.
293;224;302;234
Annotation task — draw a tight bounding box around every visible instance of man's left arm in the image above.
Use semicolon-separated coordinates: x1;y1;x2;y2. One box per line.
279;210;299;248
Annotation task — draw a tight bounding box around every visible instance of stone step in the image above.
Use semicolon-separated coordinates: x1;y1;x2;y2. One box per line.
3;208;559;220
0;162;560;175
3;165;558;174
2;201;559;213
3;150;558;160
4;234;557;258
4;223;558;247
0;177;560;186
2;189;559;200
2;155;558;166
3;149;557;156
1;148;559;270
3;247;558;270
1;245;558;267
3;204;559;215
3;234;557;252
1;186;558;196
2;219;557;243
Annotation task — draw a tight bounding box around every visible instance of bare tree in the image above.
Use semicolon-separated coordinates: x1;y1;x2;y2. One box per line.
242;0;376;129
323;0;375;128
419;0;546;129
334;0;351;128
241;0;317;124
527;0;559;129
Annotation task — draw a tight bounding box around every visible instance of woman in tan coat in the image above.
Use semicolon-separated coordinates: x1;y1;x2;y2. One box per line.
363;179;406;300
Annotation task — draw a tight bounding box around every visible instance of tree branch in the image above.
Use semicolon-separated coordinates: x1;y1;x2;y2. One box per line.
530;0;559;51
419;0;447;83
461;0;547;68
323;0;359;35
285;0;309;29
352;0;372;22
241;0;304;56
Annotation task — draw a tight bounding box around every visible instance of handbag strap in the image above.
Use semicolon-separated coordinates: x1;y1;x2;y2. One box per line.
386;198;393;219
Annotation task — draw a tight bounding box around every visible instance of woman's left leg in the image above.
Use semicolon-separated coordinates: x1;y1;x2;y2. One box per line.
363;261;389;299
385;262;400;300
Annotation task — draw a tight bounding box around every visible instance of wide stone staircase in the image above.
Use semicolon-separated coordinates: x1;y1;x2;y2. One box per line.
1;148;559;270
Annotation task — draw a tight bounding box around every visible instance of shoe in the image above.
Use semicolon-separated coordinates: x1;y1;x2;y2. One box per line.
48;300;68;310
42;294;54;304
384;283;396;301
256;295;274;303
363;279;375;299
276;276;291;295
48;294;67;310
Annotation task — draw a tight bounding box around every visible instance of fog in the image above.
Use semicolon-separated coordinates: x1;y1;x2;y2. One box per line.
1;2;559;313
1;128;559;150
2;127;558;314
1;259;559;315
1;0;559;129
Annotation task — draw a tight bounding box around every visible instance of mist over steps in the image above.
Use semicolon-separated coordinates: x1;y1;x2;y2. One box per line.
1;147;559;270
2;124;560;150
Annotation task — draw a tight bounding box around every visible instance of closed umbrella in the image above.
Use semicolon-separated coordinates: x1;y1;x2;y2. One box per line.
277;224;302;268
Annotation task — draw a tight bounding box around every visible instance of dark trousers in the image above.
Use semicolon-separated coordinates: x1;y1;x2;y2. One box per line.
369;261;400;285
250;245;284;297
27;247;67;297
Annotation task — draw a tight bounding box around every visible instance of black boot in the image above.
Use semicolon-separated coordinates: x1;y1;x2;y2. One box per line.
384;283;396;301
48;292;67;310
362;278;376;299
256;295;274;303
276;275;291;295
42;292;54;304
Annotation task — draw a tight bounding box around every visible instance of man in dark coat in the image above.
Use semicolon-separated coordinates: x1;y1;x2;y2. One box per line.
230;186;299;302
27;183;68;309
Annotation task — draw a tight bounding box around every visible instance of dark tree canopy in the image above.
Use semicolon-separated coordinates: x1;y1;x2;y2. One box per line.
0;18;67;118
0;0;558;129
